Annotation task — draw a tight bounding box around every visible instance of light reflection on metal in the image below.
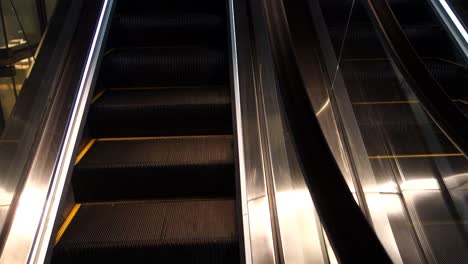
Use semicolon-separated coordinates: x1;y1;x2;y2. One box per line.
306;0;408;262
258;61;329;263
227;0;253;261
366;194;404;264
0;1;114;263
430;0;468;58
401;179;440;191
315;98;330;117
275;191;328;263
228;0;276;262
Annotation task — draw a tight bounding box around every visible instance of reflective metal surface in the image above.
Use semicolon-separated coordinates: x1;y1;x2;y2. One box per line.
0;0;114;263
306;0;404;262
430;0;468;58
310;0;468;262
244;0;370;262
229;0;276;263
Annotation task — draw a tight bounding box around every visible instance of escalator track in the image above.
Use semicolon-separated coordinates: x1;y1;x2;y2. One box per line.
317;0;468;260
52;1;240;263
320;0;468;180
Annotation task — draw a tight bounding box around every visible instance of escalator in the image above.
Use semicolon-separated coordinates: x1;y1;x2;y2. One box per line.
321;0;467;154
317;0;468;262
51;0;240;263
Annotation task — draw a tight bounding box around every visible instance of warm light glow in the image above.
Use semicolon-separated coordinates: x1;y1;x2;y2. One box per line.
400;179;440;191
315;98;330;117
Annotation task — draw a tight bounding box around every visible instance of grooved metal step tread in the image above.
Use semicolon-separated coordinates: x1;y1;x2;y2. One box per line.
77;136;233;169
73;136;235;202
116;0;226;14
110;13;225;47
330;24;452;59
352;103;459;155
342;59;468;101
53;199;239;264
90;87;232;137
102;47;227;87
320;0;433;25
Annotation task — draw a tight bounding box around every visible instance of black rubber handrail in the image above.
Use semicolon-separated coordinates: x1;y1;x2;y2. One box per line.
259;0;392;262
362;0;468;157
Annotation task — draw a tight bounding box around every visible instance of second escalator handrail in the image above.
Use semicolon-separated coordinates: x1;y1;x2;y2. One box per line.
259;0;393;262
361;0;468;157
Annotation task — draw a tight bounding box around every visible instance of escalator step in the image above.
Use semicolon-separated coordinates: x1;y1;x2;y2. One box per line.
109;13;225;47
370;155;467;186
320;0;433;26
90;87;232;137
73;136;235;202
115;0;226;14
353;104;459;155
53;199;239;264
342;59;468;102
330;24;454;59
102;47;227;87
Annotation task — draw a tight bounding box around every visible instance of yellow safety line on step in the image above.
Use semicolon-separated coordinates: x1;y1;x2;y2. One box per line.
353;100;419;105
55;204;81;244
91;90;106;104
453;99;468;105
75;139;96;165
368;153;463;159
353;99;468;105
96;135;232;142
108;85;225;91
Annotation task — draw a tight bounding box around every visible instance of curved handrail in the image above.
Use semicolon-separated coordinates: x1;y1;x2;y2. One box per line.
260;0;392;262
362;0;468;157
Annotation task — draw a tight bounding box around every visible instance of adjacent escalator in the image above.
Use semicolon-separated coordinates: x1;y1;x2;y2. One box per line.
318;0;468;261
52;1;240;263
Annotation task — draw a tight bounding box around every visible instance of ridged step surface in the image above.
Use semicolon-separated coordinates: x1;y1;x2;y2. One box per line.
330;24;453;59
342;59;468;102
110;14;225;46
90;87;231;137
53;200;239;264
115;0;225;14
102;48;227;87
73;136;235;202
320;0;433;25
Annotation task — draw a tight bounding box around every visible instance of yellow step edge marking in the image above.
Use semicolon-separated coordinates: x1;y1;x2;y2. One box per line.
353;99;467;105
353;100;419;105
79;197;222;206
75;139;96;165
108;85;224;91
369;153;464;159
97;135;232;142
91;90;106;104
55;204;81;244
453;99;468;105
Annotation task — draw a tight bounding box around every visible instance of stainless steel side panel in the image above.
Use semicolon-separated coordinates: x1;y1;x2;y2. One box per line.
0;1;114;263
228;0;276;263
